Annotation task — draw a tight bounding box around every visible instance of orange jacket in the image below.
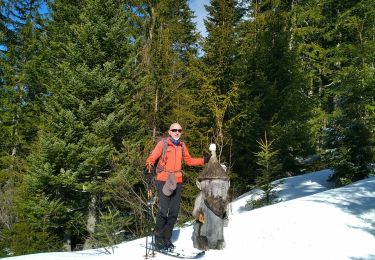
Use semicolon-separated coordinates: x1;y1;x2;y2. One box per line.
146;138;204;183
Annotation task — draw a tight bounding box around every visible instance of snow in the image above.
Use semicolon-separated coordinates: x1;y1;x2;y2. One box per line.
8;169;375;260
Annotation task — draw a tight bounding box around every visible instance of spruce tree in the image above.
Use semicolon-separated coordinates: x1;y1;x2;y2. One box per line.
0;0;48;256
322;0;375;185
232;0;313;187
254;132;282;205
137;0;200;137
293;0;375;185
193;0;244;161
13;0;145;253
0;0;47;179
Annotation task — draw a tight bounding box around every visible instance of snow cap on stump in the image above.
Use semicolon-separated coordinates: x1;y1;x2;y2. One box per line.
198;144;229;181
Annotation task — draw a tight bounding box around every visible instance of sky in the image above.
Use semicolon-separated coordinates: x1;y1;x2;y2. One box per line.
189;0;210;37
37;1;209;37
7;169;375;260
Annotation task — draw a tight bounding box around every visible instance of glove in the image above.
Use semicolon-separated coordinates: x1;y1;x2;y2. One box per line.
204;154;211;164
144;162;154;185
145;171;153;185
145;162;153;174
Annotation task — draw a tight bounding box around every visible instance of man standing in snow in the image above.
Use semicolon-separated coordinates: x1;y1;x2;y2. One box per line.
145;123;210;251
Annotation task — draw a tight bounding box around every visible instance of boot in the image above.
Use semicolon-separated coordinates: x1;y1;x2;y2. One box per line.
165;240;175;252
154;236;167;251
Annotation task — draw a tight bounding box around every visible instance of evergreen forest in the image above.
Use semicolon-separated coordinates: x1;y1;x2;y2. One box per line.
0;0;374;256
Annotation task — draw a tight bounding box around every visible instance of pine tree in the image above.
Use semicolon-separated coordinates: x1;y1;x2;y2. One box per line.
12;0;145;253
231;0;314;186
193;0;244;161
136;0;200;137
0;0;48;256
323;0;375;185
254;132;282;205
0;0;47;179
293;0;375;185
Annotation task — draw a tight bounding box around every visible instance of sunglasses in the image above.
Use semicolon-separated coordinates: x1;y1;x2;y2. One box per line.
170;129;183;133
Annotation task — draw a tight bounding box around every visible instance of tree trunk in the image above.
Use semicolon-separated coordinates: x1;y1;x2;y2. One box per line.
83;194;97;249
63;230;72;251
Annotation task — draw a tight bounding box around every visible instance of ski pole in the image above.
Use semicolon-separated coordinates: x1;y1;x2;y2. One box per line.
145;180;156;258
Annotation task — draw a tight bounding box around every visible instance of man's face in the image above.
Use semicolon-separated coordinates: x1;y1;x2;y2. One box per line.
168;123;183;140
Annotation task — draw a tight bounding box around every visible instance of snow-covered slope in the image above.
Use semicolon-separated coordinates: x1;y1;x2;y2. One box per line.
8;170;375;260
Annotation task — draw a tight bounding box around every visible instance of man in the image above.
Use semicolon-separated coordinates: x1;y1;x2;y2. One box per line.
145;123;209;251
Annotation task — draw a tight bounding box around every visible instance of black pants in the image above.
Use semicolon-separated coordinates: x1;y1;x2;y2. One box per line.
154;180;182;244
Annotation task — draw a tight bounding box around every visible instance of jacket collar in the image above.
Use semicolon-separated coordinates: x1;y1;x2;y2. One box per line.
168;136;181;146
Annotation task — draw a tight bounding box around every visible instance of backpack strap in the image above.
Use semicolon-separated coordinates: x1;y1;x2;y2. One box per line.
161;138;168;161
155;139;168;173
181;141;185;158
156;139;185;173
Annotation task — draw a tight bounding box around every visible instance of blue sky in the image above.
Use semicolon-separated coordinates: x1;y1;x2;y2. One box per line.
1;1;209;52
189;0;210;37
38;1;209;36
